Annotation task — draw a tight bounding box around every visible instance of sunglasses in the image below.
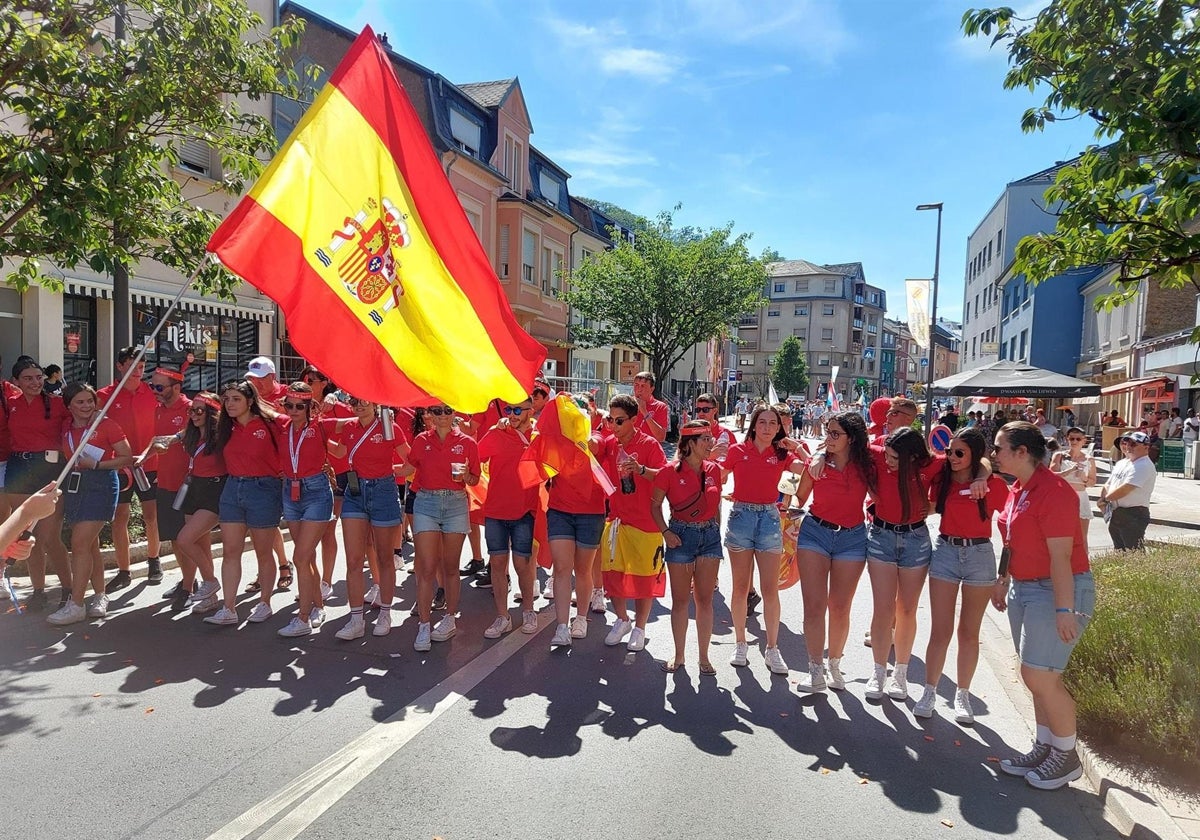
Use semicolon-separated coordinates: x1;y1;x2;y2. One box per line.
694;405;714;413
302;374;327;383
149;383;178;392
825;430;844;439
188;407;208;416
1067;437;1086;443
347;397;366;407
282;401;309;410
949;448;970;458
428;407;454;416
606;416;630;426
502;406;528;415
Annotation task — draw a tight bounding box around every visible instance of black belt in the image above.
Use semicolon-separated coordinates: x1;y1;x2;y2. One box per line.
872;517;926;533
12;451;51;461
939;535;990;547
808;513;856;532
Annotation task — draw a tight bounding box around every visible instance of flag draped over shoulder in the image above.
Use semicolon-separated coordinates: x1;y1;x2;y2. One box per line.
206;26;545;411
518;394;615;496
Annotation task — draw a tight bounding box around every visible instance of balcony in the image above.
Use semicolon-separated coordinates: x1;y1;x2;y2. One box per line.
738;314;758;326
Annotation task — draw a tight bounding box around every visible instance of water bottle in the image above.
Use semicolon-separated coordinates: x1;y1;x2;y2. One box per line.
618;446;635;494
132;466;152;493
381;407;395;441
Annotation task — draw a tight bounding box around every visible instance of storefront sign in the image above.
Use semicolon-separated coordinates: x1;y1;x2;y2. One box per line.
1159;440;1185;473
63;319;89;355
618;362;639;383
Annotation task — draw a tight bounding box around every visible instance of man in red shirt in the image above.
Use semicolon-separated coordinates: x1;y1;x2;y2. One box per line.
246;356;289;409
694;392;736;465
632;371;668;444
149;367;193;604
98;347;162;591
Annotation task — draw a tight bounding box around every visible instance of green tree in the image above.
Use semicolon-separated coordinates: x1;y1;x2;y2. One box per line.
963;0;1200;330
0;0;305;296
760;247;785;263
575;197;646;232
771;335;809;396
565;209;767;393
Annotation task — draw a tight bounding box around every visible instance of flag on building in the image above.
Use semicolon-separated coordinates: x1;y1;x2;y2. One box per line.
207;27;545;411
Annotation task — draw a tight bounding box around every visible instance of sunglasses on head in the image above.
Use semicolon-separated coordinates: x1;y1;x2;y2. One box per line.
283;401;308;410
502;406;528;415
428;407;454;416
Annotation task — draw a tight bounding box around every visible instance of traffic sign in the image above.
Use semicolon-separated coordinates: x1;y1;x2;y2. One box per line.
928;424;952;452
920;357;928;367
863;347;875;360
727;369;737;383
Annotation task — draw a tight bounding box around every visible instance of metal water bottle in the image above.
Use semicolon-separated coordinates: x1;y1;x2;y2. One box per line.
380;407;395;441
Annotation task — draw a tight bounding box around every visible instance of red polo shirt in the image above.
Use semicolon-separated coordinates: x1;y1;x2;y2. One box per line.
634;397;669;440
809;459;872;528
187;440;226;479
333;415;409;480
996;465;1089;579
0;380;20;460
654;459;722;523
602;430;668;530
282;418;334;479
932;473;1009;539
6;391;70;452
62;417;127;462
478;424;539;519
155;395;192;491
548;433;610;515
250;379;289;411
727;440;798;504
222;415;285;477
870;445;944;525
321;401;356;473
407;427;478;491
97;381;159;470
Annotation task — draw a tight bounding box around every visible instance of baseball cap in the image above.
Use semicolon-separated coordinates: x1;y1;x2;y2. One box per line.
245;356;276;378
1120;431;1150;445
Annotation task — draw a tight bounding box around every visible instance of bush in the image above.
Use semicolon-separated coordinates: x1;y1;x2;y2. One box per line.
1066;544;1200;774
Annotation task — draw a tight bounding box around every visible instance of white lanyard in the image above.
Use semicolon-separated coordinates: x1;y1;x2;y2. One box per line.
65;425;93;460
1000;485;1031;546
188;442;206;474
287;421;311;475
347;418;379;468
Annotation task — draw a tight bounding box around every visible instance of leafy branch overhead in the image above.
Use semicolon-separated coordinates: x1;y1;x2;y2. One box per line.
963;0;1200;314
0;0;309;296
563;208;767;390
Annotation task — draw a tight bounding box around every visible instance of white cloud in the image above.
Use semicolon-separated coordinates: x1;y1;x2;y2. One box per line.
599;47;686;81
542;14;683;82
674;0;853;65
555;146;657;168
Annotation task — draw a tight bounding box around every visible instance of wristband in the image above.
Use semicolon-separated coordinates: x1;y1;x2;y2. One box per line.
640;465;646;476
1055;607;1072;613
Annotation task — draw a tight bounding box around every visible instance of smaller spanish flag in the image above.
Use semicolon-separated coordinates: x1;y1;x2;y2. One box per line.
518;394;615;496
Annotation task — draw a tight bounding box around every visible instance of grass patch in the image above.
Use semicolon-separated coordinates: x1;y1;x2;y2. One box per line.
1067;543;1200;774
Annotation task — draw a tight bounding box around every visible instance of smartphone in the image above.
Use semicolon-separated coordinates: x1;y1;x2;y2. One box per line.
345;470;361;495
66;471;82;494
45;450;60;464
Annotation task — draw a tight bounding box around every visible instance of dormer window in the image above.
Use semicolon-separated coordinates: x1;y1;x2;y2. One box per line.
448;105;481;158
538;171;561;206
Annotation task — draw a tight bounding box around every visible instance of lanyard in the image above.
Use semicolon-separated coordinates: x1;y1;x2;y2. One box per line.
65;425;93;455
346;418;379;468
287;421;311;475
187;442;207;474
1000;485;1031;547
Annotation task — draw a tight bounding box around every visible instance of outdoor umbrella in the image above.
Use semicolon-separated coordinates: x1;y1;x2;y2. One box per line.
931;360;1101;399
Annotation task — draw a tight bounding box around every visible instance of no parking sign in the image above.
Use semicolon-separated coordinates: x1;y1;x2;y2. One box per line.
928;424;953;452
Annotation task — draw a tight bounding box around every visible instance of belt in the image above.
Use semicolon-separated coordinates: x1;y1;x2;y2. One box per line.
12;451;50;461
421;488;467;496
808;513;858;532
871;517;926;533
669;518;718;530
939;535;990;547
732;501;775;511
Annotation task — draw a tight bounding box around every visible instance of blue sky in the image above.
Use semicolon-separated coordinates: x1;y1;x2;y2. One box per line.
302;0;1098;321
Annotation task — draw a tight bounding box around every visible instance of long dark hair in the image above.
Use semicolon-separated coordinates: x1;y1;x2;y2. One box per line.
675;420;710;461
935;427;988;520
829;410;877;495
183;391;220;453
213;380;278;455
411;406;426;438
885;426;932;522
745;405;788;460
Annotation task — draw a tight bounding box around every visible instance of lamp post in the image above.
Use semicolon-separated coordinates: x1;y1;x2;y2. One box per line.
916;202;943;432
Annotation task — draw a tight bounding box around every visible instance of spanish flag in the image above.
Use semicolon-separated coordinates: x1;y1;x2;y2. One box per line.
207;27;545;411
518;394;615;495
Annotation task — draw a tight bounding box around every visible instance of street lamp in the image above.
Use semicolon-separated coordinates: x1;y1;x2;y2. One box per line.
916;202;943;432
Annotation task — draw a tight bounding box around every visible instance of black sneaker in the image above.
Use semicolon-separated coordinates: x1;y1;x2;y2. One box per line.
146;558;163;584
432;587;447;611
1025;747;1083;790
170;586;191;612
162;581;189;599
999;742;1052;777
746;589;762;615
473;568;493;588
104;570;132;594
459;558;485;577
26;589;48;612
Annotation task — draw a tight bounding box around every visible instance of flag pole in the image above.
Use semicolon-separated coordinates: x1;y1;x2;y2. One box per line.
54;257;212;482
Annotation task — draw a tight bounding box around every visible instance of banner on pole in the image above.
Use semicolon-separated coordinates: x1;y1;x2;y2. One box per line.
906;279;931;350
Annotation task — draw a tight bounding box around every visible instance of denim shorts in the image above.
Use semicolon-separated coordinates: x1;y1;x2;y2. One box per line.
1007;573;1096;672
64;469;119;525
546;508;605;549
343;476;404;527
219;475;283;529
411;488;468;534
281;474;335;523
866;522;932;568
930;538;997;586
0;460;6;490
664;519;722;563
485;512;534;556
724;503;783;553
796;515;867;562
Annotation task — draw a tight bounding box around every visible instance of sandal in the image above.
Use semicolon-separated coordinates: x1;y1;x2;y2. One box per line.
699;662;717;676
278;565;293;590
660;660;684;674
245;580;262;593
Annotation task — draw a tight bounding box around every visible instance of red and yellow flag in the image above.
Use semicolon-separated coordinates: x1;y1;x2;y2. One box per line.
518;394;615;496
207;27;545;411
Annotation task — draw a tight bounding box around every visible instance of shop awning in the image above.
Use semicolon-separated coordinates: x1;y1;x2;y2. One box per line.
1099;376;1168;396
130;290;274;322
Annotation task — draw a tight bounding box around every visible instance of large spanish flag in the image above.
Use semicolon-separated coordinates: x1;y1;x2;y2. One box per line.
207;27;545;411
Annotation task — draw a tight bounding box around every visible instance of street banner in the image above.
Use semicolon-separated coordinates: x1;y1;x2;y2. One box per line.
906;279;931;350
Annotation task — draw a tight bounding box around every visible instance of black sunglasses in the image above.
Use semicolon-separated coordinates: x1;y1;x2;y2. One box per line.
149;383;177;393
694;405;714;412
282;401;309;410
949;448;970;458
607;416;630;425
428;407;454;416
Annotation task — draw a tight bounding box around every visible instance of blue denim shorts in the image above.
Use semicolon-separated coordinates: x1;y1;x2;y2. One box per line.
281;474;335;523
724;503;783;553
64;469;119;525
411;488;468;534
796;515;867;562
930;538;997;586
485;512;534;556
1007;573;1096;672
343;476;404;527
219;476;283;529
866;522;932;568
664;519;722;563
546;508;605;550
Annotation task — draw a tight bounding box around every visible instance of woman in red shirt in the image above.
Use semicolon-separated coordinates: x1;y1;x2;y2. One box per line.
650;421;723;674
205;380;285;627
917;427;1009;723
992;422;1094;790
5;357;70;611
301;364;351;603
46;383;134;625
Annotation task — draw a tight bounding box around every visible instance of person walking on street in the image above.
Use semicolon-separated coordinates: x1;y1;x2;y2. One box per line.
1098;431;1156;551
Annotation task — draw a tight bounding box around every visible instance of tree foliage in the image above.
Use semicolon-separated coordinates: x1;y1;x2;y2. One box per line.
963;0;1200;325
771;335;809;397
564;209;767;392
0;0;306;296
575;196;645;232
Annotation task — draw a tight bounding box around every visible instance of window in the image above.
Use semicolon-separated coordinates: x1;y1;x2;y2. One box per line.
766;329;779;341
538;171;561;206
550;250;562;296
996;229;1003;254
821;327;834;341
522;229;537;284
824;278;837;293
498;225;510;278
794;304;808;316
867;324;878;334
795;279;809;292
823;304;835;316
870;292;880;306
774;282;785;293
818;356;830;367
793;328;806;339
504;135;523;193
767;307;780;317
448;106;481;156
177;138;215;178
541;247;552;294
741;355;755;365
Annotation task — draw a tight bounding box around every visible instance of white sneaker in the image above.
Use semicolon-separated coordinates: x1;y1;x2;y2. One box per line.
192;594;219;614
278;617;312;637
373;608;392;636
430;614;456;642
543;577;554;600
484;615;512;639
604;618;632;646
247;602;274;624
570;615;588;639
865;665;886;700
190;579;220;602
320;580;333;600
414;621;432;651
204;605;239;626
627;626;646;651
827;657;846;690
47;600;86;626
886;667;909;700
914;685;937;719
550;623;572;648
86;593;109;618
764;647;789;675
521;610;538;635
364;584;380;606
309;606;325;628
589;589;606;614
335;614;365;640
729;641;749;667
798;663;826;693
954;689;975;725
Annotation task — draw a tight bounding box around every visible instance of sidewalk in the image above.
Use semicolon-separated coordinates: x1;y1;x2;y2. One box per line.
1092;457;1200;532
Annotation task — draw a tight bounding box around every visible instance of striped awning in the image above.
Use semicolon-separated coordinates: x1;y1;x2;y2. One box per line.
130;290;274;323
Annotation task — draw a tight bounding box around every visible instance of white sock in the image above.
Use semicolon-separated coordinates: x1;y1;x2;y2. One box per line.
893;662;908;679
1036;724;1052;744
922;683;936;697
1051;733;1077;751
874;663;887;677
828;657;841;667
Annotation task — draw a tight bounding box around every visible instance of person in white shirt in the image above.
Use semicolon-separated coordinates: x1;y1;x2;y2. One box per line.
1168;408;1183;439
1183;408;1200;444
1098;431;1157;550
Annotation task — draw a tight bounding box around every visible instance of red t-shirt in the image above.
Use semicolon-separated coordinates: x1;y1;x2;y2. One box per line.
547;433;609;515
187;440;226;479
97;381;159;471
282;418;334;479
602;431;668;531
6;392;70;452
932;473;1009;539
155;395;192;491
870;445;943;525
250;380;289;411
995;465;1089;579
321;401;356;473
654;459;722;523
478;425;539;519
62;417;128;462
407;428;478;491
333;416;409;480
726;440;798;505
0;380;20;460
634;397;669;440
222;415;285;477
709;422;739;467
809;458;872;528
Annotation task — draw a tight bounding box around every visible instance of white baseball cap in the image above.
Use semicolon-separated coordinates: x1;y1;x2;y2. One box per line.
245;356;276;378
